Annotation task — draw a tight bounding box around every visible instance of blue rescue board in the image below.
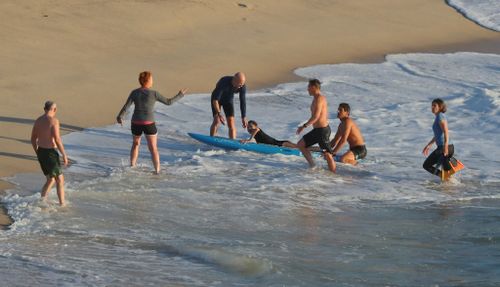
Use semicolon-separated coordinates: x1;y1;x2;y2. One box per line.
188;133;304;156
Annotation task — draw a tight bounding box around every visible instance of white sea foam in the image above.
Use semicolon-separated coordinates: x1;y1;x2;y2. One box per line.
5;52;500;231
447;0;500;31
1;52;500;285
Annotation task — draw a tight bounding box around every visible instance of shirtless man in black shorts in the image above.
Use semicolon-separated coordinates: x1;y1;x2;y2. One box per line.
31;101;69;206
330;103;367;165
296;79;336;173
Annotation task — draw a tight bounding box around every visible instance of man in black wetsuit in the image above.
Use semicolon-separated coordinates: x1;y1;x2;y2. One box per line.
210;72;247;139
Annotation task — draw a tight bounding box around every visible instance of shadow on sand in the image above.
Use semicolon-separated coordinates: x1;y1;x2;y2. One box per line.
0;116;83;155
0;151;38;162
0;136;32;145
0;116;83;132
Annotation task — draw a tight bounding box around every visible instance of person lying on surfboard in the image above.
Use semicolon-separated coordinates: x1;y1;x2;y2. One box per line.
240;120;297;148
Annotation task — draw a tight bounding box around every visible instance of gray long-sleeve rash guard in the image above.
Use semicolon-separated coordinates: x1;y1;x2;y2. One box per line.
117;88;184;122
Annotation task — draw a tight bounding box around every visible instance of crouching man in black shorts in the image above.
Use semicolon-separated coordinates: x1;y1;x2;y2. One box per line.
296;79;336;173
210;72;248;139
330;103;367;165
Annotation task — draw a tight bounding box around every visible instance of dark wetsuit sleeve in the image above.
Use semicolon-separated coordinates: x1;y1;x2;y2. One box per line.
156;91;184;105
117;92;134;119
211;80;225;102
239;84;247;118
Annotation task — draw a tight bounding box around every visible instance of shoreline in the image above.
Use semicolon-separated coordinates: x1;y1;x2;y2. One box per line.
1;0;499;228
1;36;499;229
445;0;499;33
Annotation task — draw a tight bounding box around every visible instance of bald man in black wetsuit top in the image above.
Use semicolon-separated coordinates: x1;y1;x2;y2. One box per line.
210;72;248;139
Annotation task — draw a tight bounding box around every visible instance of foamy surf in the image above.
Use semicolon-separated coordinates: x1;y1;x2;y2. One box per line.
447;0;500;31
1;51;499;286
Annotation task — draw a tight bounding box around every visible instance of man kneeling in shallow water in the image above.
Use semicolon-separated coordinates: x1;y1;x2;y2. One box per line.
329;103;367;165
241;120;297;148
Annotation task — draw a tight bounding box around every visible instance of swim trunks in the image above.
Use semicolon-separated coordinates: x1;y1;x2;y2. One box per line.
211;101;235;118
37;147;62;178
350;145;367;160
131;122;158;136
303;126;333;154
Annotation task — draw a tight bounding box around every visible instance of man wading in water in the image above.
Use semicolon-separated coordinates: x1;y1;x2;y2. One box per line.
296;79;336;173
31;101;69;206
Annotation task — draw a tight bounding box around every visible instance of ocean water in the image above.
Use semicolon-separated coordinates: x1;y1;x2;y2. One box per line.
447;0;500;31
1;51;499;286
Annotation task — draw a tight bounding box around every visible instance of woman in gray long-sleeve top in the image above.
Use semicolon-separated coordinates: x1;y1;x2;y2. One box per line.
117;71;186;174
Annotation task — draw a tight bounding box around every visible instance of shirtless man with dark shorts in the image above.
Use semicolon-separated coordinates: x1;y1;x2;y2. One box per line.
31;101;69;206
330;103;367;165
296;79;336;173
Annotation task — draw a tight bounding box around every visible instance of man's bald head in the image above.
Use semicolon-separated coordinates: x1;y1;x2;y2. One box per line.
232;72;246;89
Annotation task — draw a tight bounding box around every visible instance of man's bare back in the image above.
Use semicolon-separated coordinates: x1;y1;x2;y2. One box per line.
32;115;58;149
338;118;364;148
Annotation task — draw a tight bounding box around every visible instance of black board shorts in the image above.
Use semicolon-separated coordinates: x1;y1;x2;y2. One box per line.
211;101;235;118
303;126;333;154
350;145;367;160
131;123;158;136
37;147;62;178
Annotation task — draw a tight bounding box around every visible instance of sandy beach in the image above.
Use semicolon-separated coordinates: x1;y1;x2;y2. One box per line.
1;0;499;227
